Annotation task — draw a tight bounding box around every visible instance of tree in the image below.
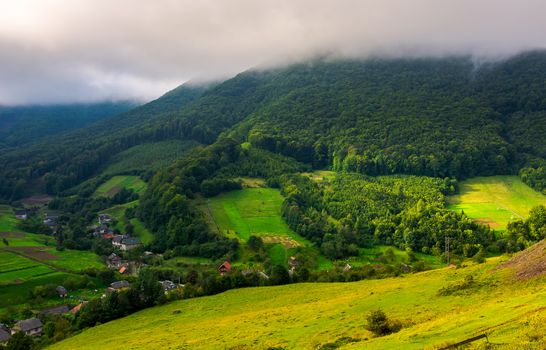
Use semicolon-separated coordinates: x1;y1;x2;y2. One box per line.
247;235;264;251
270;265;290;285
133;269;164;307
6;331;33;350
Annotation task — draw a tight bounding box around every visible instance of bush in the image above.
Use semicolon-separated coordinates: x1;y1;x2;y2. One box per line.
365;309;402;336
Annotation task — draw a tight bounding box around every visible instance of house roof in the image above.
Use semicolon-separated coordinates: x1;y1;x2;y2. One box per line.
110;280;130;289
108;253;119;260
39;305;69;316
112;235;124;244
70;302;87;315
15;210;27;215
119;266;127;274
56;286;67;294
219;261;232;271
15;318;42;332
0;328;10;342
122;237;141;246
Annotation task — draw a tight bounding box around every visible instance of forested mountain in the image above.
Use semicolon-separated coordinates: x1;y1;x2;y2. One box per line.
0;84;208;199
0;102;136;150
1;51;546;252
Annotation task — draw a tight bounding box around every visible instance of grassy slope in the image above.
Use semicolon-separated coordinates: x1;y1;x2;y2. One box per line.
207;188;304;243
102;200;154;244
94;176;147;198
49;258;546;350
447;176;546;230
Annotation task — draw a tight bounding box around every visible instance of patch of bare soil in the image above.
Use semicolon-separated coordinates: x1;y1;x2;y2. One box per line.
261;235;300;248
496;240;546;280
105;186;122;197
0;232;25;238
475;218;501;228
13;246;59;260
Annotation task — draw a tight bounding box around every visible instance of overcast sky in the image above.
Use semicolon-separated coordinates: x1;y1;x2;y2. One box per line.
0;0;545;105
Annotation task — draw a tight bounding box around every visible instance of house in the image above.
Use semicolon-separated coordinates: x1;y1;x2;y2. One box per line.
120;237;142;251
111;235;125;248
98;214;113;225
56;286;68;297
38;305;70;318
107;253;122;268
218;261;232;275
15;209;28;220
106;280;130;293
93;225;113;237
343;263;352;272
12;318;43;336
288;256;300;269
118;266;128;274
0;324;11;344
159;280;177;292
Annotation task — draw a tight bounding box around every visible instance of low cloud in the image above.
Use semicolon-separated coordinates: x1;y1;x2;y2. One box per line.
0;0;545;105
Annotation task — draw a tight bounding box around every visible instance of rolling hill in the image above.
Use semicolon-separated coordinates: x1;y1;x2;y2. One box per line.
48;252;546;350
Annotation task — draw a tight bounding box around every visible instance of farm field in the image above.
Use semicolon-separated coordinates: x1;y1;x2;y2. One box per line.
447;176;546;231
48;256;546;350
94;176;147;198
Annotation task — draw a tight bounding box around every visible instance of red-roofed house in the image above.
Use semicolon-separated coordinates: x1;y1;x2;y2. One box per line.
218;261;232;275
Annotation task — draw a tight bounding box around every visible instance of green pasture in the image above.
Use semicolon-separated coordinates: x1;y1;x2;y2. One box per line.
448;176;546;230
94;176;147;198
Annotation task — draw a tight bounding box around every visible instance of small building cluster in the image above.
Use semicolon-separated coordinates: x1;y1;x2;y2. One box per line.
43;212;60;231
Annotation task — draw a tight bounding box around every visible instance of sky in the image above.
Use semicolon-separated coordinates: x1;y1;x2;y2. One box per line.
0;0;545;105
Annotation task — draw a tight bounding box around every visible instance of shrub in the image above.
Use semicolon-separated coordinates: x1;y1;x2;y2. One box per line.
365;309;402;336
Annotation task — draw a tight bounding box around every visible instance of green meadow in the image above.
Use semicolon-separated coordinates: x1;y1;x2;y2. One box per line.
447;175;546;231
206;188;308;244
48;257;546;350
94;175;147;198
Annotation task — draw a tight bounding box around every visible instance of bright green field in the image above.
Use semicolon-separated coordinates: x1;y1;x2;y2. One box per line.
49;257;546;350
207;188;307;244
448;176;546;230
0;205;24;233
94;176;147;198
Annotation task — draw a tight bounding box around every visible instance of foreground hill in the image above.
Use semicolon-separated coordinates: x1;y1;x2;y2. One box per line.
49;255;546;350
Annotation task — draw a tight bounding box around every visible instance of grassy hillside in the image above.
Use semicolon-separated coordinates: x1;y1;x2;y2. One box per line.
447;176;546;230
207;188;305;243
49;256;546;350
94;175;147;197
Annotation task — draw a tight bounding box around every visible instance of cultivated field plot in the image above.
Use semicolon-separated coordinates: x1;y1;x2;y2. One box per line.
0;251;55;285
447;176;546;230
94;176;147;198
207;188;307;244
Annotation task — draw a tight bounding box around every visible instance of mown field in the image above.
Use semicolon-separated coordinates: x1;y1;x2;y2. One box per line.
48;255;546;350
203;188;331;268
447;176;546;230
94;175;147;198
